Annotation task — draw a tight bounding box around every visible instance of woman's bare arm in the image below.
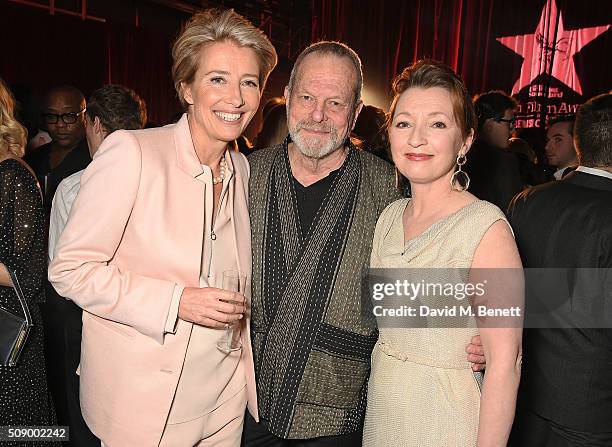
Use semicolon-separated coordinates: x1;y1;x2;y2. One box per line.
471;220;523;447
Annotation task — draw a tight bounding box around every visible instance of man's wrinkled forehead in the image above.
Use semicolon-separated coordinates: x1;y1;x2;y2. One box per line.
292;53;358;99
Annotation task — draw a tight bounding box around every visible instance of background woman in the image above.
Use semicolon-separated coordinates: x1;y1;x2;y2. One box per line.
0;78;54;440
49;9;276;446
363;61;522;446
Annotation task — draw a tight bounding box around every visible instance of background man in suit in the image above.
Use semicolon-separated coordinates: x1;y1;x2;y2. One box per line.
464;90;525;212
25;85;93;431
544;115;578;180
25;85;91;211
508;93;612;446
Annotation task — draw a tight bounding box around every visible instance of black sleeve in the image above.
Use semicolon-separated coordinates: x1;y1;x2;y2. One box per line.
0;163;46;303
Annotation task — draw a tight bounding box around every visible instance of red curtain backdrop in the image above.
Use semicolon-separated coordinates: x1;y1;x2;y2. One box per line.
310;0;611;115
104;21;179;125
2;1;610;127
1;3;181;125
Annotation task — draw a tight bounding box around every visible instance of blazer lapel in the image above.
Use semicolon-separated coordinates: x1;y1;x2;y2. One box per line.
173;114;203;178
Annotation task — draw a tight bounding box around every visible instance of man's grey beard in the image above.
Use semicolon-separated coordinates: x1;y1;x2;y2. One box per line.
289;121;343;160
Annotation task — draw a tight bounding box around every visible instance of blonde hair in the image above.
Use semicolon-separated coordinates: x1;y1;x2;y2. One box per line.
0;78;27;158
172;8;277;109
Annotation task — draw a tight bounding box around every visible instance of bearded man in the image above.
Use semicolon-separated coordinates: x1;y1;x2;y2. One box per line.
244;41;486;446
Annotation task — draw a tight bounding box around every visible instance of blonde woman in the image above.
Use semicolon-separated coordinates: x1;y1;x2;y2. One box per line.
49;9;277;446
0;78;54;432
363;61;523;446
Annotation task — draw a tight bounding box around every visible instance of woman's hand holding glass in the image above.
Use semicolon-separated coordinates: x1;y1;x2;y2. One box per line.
178;286;245;329
216;271;247;353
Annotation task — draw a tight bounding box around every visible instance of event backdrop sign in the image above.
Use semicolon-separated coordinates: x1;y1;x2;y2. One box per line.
312;0;611;128
496;0;609;128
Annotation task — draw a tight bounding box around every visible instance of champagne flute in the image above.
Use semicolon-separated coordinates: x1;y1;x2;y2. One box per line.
216;270;246;353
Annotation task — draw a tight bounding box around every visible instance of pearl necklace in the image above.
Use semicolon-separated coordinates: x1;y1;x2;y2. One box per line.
212;157;227;185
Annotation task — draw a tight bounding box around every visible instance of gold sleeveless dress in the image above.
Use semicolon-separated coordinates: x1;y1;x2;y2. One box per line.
363;199;507;447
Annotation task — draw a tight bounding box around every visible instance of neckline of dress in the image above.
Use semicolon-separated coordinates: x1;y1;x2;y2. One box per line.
401;199;483;247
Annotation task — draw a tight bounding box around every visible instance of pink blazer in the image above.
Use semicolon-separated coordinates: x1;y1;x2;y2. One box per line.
48;115;258;446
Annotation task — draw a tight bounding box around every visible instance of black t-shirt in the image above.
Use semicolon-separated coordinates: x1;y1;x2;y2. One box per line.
292;169;339;237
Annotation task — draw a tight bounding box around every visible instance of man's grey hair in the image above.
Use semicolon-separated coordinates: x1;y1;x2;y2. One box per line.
287;41;363;107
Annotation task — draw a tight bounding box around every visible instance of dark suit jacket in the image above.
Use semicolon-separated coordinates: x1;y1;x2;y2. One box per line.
464;138;525;213
24;139;91;212
508;170;612;433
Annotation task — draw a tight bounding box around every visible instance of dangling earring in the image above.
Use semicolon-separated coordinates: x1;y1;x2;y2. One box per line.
450;153;470;192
